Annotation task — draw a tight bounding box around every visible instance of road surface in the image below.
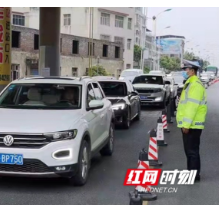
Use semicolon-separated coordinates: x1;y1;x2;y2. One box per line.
0;82;218;205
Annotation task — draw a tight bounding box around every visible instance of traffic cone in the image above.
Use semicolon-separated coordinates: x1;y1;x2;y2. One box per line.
156;117;168;146
148;129;162;167
129;148;157;203
162;110;170;133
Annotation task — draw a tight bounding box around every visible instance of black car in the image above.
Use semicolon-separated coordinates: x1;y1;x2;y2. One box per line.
98;79;141;129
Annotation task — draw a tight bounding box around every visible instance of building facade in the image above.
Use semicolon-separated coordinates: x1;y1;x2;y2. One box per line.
11;25;123;80
11;7;135;71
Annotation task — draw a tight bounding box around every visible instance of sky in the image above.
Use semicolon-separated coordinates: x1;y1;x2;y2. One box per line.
146;7;219;66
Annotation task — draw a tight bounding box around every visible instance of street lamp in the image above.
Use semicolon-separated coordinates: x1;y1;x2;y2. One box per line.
157;26;171;70
152;8;172;70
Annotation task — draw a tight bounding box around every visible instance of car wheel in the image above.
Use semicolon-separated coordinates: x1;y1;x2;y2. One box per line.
69;140;90;186
135;104;141;121
123;109;130;129
100;122;114;156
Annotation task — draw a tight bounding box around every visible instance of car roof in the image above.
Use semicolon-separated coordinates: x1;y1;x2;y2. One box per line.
96;79;128;83
121;69;142;72
10;76;94;85
138;74;164;77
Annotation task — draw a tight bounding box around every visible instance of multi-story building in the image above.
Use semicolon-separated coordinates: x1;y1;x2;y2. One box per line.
11;25;123;80
11;7;135;73
134;7;147;48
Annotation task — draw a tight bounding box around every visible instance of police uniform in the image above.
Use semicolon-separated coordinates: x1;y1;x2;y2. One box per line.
176;61;207;181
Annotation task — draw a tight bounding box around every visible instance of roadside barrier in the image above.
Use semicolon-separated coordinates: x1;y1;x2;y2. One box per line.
148;129;162;167
129;148;157;205
156;117;167;147
162;110;170;133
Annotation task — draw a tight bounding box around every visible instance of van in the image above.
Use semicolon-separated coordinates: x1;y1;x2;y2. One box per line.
119;69;143;83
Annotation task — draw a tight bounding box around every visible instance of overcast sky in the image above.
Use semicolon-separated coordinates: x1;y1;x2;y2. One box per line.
147;7;219;66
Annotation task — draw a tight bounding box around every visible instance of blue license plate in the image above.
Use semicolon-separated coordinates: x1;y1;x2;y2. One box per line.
0;153;23;165
140;96;147;100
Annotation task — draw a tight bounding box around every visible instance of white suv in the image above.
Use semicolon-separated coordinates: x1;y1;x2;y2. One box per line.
0;76;114;186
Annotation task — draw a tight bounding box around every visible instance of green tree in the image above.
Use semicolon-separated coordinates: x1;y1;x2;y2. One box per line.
144;66;150;74
85;65;109;77
160;56;180;71
184;51;195;60
203;60;210;68
134;45;142;67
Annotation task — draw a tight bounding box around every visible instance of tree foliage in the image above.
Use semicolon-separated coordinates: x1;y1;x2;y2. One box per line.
160;56;181;71
85;65;109;76
134;45;141;66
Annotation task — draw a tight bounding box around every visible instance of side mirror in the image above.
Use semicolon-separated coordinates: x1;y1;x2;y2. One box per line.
131;91;138;95
165;81;171;85
87;100;104;111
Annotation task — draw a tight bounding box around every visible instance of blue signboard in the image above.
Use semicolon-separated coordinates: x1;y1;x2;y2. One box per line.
156;39;183;55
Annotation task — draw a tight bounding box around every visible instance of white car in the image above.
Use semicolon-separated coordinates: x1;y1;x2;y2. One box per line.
119;69;143;83
0;76;114;186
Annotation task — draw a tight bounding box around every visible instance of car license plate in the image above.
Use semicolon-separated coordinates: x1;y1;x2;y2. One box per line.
0;153;23;165
140;96;147;100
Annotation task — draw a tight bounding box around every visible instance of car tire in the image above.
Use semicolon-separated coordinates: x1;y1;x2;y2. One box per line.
100;122;114;156
69;140;90;186
123;109;131;129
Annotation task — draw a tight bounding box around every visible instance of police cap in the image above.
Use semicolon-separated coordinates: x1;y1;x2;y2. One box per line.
181;59;200;70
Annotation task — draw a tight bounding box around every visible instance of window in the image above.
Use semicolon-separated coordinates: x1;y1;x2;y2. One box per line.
92;83;103;100
88;42;95;56
98;81;127;97
0;84;82;109
72;68;78;76
60;38;62;52
72;40;79;54
87;84;95;106
64;14;71;26
127;39;131;50
100;35;110;41
11;64;20;81
132;76;164;85
128;18;132;29
100;13;110;26
114;36;124;45
13;15;25;26
126;64;131;69
12;31;20;48
115;16;124;28
34;34;39;50
115;46;120;58
102;44;108;57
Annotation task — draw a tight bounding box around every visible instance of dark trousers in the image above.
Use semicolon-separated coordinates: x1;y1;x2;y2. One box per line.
181;129;202;176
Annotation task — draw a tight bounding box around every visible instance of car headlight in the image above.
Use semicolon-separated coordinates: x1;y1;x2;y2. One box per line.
44;129;78;141
112;103;126;110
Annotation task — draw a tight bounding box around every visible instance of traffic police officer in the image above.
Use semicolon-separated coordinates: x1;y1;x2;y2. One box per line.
176;60;207;181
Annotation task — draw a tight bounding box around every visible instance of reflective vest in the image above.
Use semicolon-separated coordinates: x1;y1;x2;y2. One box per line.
176;75;207;129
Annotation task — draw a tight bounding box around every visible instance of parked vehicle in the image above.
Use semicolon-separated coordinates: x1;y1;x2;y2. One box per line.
119;69;143;83
132;74;171;108
205;65;218;76
165;77;178;99
149;70;166;77
206;71;215;81
98;79;141;129
200;73;210;87
0;76;115;186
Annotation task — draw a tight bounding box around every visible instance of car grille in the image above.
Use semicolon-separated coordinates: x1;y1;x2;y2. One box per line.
0;159;51;173
0;134;50;149
136;89;160;94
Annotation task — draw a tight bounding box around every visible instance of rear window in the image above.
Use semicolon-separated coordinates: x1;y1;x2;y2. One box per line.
133;76;164;85
98;81;127;97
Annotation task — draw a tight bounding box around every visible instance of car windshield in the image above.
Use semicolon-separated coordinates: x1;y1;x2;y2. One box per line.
121;71;138;77
133;75;164;85
98;81;127;97
0;83;82;109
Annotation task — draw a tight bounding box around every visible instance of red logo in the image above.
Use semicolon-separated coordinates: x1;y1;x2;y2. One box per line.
124;169;162;186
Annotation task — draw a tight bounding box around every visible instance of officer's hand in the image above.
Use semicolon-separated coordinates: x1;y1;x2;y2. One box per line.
182;128;189;134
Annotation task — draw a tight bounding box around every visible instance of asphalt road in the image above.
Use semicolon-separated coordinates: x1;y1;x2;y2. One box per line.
0;82;218;205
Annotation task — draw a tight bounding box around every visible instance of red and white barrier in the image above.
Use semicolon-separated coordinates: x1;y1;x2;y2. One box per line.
162;110;170;133
157;117;168;146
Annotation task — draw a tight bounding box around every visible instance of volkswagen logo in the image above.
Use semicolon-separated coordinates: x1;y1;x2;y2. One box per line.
3;135;14;146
